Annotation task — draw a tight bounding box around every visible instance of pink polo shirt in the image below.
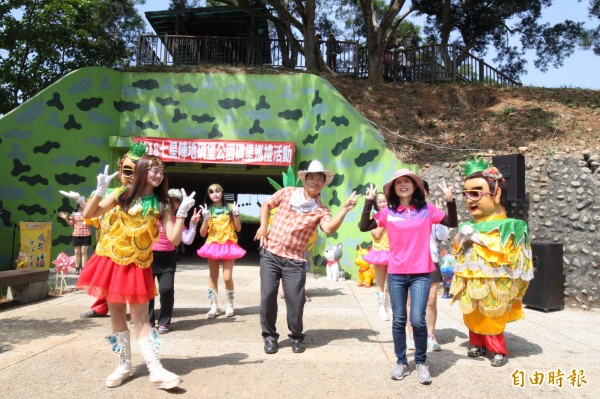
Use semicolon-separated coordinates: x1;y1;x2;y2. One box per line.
374;202;445;274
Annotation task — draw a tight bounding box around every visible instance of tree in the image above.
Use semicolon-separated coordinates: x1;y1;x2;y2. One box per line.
582;0;600;55
210;0;330;72
353;0;414;83
0;0;146;115
412;0;586;80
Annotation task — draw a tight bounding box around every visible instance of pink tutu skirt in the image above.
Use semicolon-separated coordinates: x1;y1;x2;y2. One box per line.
197;240;246;260
76;254;154;305
364;249;389;266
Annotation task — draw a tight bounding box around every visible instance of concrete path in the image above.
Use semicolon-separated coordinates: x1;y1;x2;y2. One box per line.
1;256;598;398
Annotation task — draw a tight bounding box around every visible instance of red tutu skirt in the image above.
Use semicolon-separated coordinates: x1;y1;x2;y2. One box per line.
197;240;246;260
76;254;154;305
364;249;389;266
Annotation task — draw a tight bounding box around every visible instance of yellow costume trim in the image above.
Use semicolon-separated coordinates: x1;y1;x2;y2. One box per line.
205;212;238;244
450;214;532;325
94;189;160;268
372;229;389;251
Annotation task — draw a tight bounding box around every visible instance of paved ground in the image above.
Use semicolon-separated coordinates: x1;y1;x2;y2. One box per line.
1;255;598;398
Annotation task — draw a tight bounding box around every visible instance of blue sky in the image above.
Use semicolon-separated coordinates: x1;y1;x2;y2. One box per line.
137;1;599;89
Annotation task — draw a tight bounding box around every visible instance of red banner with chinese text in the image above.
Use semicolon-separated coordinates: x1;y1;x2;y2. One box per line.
135;137;295;166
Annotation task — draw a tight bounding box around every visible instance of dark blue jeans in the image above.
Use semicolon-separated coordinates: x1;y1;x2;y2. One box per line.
388;273;431;365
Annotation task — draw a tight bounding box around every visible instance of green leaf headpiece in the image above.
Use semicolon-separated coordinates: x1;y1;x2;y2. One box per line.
126;142;147;161
462;156;489;178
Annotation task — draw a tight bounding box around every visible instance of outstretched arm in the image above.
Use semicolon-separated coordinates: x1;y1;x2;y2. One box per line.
321;191;361;235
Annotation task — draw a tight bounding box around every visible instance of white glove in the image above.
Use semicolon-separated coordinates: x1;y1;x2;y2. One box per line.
231;201;240;217
458;225;483;247
199;204;210;220
95;165;118;198
59;190;87;208
176;188;196;218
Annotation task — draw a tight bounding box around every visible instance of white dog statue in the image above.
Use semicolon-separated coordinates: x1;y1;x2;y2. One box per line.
324;243;343;281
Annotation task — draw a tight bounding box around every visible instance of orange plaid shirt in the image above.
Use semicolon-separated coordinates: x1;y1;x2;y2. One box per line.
264;187;332;261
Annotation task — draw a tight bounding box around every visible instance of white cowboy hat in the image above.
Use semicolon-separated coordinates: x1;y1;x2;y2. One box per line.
298;160;335;186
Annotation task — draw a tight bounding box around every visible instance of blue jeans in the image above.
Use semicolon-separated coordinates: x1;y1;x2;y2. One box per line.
388;273;431;365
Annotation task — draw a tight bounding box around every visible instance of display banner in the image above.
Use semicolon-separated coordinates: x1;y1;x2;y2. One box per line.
135;137;295;166
19;222;52;269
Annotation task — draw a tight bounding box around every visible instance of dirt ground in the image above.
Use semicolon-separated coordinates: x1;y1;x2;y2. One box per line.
327;75;600;165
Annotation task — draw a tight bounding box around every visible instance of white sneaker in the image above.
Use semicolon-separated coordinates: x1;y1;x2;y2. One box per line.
106;362;133;388
391;363;410;380
149;366;180;390
416;363;432;385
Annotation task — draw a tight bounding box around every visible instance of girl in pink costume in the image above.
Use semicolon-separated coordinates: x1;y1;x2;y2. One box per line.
363;192;391;321
197;183;246;318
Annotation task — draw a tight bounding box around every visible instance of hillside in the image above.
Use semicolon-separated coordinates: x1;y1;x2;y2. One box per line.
327;75;600;165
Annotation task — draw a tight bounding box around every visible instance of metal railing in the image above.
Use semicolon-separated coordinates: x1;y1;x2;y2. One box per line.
137;34;359;77
380;44;521;86
137;35;519;86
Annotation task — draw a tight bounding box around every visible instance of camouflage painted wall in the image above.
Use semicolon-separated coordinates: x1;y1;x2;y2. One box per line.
0;67;414;278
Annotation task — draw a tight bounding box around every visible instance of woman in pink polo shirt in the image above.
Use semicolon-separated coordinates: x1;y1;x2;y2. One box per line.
360;169;457;385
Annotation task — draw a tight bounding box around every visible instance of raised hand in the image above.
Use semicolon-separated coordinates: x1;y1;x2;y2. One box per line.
231;201;240;217
199;204;210;220
190;207;201;225
437;180;454;201
95;165;118;198
343;191;362;211
176;188;196;218
365;183;377;200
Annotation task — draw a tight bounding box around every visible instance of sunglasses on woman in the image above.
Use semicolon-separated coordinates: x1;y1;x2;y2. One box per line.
461;190;493;201
121;168;135;177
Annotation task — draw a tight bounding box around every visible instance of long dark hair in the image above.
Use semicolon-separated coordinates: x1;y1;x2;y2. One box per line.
387;177;426;210
118;155;172;216
466;171;508;209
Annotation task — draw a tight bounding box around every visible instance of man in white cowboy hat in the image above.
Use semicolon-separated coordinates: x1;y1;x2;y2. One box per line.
255;160;361;354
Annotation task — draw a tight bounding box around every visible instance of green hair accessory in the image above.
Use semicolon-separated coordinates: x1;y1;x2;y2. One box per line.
127;142;148;161
463;156;489;177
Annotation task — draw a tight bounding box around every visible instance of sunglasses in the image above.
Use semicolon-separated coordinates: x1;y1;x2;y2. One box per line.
121;168;135;177
462;190;493;201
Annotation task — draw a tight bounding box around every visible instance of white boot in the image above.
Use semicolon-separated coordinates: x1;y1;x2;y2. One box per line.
375;290;389;321
105;330;133;388
138;330;180;390
225;290;235;317
207;288;220;319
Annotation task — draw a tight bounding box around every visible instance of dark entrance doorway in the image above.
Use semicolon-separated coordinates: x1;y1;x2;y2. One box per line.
166;163;286;263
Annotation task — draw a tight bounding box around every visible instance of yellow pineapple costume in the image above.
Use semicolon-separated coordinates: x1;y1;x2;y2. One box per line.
450;214;533;335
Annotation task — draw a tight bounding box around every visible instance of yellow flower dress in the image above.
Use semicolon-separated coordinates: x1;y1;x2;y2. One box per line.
77;188;162;304
450;214;534;335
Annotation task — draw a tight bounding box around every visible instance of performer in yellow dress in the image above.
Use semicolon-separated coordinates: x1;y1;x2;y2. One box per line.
78;155;195;389
450;157;533;367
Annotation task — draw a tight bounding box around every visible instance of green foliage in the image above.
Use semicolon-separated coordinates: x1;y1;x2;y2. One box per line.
412;0;587;81
0;0;145;114
502;106;518;115
267;166;300;191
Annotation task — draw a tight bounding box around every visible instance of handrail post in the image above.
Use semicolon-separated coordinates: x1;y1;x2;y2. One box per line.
479;58;484;83
354;41;359;79
452;44;457;81
163;35;169;65
431;45;436;83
